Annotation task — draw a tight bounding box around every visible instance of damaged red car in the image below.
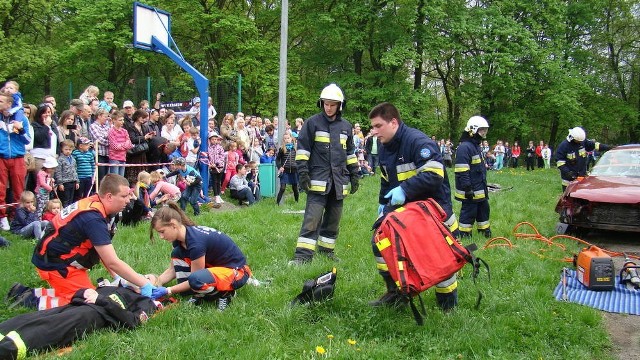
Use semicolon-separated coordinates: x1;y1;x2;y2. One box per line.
555;144;640;233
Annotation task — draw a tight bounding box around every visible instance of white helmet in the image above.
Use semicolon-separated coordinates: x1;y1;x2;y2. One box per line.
318;83;345;111
464;116;489;135
567;127;586;142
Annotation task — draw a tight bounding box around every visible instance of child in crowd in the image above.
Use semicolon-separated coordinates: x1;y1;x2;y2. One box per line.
179;119;193;158
229;164;256;206
248;137;264;163
11;191;48;240
107;111;133;177
260;147;276;164
207;132;226;206
79;85;99;105
136;171;154;218
542;144;552;169
149;170;181;206
35;157;58;219
55;140;79;207
185;127;200;167
1;80;24;116
221;141;241;193
148;203;252;310
275;133;299;205
41;199;62;222
73;137;96;200
166;158;203;216
246;161;261;202
237;140;249;163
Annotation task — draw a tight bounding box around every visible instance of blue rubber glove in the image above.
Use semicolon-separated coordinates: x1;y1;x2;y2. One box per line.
378;204;385;216
384;186;406;206
151;287;168;300
139;282;155;298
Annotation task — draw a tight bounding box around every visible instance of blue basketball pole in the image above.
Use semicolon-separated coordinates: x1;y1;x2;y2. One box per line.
150;36;210;202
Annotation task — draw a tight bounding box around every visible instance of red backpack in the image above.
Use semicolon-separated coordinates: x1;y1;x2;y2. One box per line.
373;199;488;324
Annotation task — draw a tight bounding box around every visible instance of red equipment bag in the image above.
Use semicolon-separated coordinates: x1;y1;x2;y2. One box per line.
374;199;488;324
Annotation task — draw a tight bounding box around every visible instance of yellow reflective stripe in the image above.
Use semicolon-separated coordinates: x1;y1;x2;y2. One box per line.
424;168;444;177
296;242;316;250
397;169;417;181
446;236;454;245
435;281;458;293
296;237;316;251
346;155;357;165
342;186;348;195
471;158;482;164
295;149;310;161
315;131;330;143
376;263;389;271
7;331;27;360
557;160;566;167
376;237;391;251
310;185;325;192
477;221;490;229
398;261;404;271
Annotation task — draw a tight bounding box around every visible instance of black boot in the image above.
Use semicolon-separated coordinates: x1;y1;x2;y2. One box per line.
478;228;492;238
368;290;408;307
435;289;458;311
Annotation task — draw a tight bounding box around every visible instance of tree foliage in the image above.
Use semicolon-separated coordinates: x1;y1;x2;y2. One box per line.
0;0;638;144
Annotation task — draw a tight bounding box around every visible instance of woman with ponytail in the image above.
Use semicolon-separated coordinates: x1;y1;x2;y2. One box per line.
148;203;251;310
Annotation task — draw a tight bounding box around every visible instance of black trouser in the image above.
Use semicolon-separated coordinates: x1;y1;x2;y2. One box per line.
209;170;223;196
526;156;535;170
277;184;299;205
97;155;109;185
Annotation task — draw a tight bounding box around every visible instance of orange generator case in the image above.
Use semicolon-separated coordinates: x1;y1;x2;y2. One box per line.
575;246;614;291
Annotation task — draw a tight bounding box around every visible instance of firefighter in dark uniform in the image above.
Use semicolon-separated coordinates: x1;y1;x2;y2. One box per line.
455;116;492;238
556;126;610;191
1;286;160;359
289;84;360;265
367;102;460;310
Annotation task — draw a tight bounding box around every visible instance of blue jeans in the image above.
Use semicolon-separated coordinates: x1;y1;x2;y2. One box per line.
180;183;202;215
109;160;125;177
18;220;48;240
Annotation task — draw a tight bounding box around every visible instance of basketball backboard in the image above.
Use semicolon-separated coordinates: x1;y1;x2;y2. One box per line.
133;2;171;52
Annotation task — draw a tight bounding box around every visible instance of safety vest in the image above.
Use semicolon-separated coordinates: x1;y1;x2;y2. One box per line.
33;195;108;273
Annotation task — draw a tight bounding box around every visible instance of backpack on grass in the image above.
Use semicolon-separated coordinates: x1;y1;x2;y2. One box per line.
373;199;489;324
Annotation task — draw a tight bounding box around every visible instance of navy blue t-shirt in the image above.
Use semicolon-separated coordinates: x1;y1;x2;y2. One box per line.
175;226;246;269
32;211;113;271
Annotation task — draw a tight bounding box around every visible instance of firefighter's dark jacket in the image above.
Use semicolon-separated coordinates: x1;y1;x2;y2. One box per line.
295;111;358;199
378;122;453;216
0;286;158;359
454;132;488;202
555;138;609;182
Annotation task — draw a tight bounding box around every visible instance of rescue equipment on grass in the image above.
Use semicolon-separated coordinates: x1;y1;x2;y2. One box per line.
291;268;337;305
574;246;615;291
373;199;489;325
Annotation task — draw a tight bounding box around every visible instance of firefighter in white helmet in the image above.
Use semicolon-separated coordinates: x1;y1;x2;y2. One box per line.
454;116;492;238
289;84;360;265
555;126;611;191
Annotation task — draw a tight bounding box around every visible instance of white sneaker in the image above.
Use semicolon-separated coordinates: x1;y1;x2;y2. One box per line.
215;195;222;204
0;217;9;231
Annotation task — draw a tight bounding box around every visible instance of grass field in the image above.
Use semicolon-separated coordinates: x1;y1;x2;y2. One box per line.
0;167;616;359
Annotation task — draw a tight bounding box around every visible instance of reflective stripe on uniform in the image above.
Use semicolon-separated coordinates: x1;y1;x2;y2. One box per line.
556;160;566;167
7;331;27;360
295;149;310;161
315;131;330;143
341;184;349;195
477;220;490;230
317;235;336;250
471;155;482;164
339;133;348;146
417;160;444;178
396;162;417;181
459;222;473;232
296;236;317;250
309;180;327;192
346;153;357;165
33;288;55;297
375;255;389;271
454;164;470;172
444;213;459;233
435;279;458;293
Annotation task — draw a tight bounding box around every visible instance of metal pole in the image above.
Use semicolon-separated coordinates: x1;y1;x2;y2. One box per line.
237;73;242;113
276;0;288;198
147;76;151;104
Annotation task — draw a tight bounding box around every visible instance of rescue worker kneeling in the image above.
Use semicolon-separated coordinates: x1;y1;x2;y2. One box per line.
149;202;251;310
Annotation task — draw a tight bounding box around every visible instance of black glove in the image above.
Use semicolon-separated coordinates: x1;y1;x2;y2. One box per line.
465;189;475;200
299;172;311;192
349;175;359;194
566;171;577;180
